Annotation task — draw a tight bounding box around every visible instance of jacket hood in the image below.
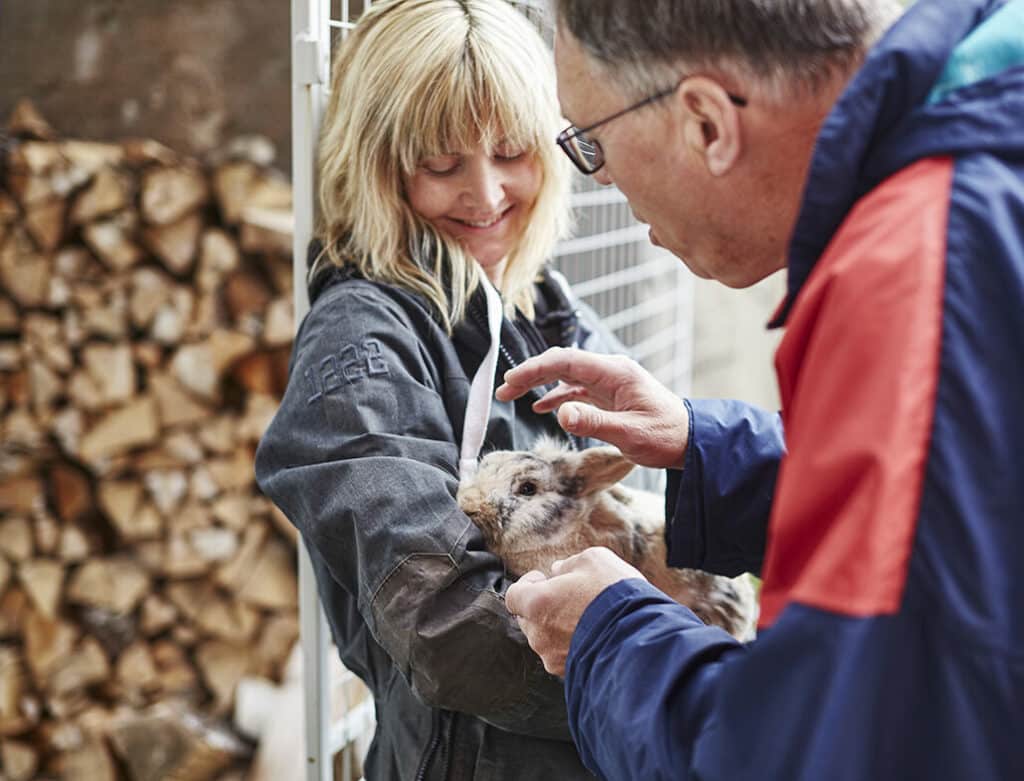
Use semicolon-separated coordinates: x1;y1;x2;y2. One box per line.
774;0;1024;326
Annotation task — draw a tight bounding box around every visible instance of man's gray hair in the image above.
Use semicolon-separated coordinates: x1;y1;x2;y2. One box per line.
552;0;903;99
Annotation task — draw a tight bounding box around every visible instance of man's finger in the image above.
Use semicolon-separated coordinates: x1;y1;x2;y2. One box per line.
496;349;617;402
506;573;544;618
557;402;634;448
529;382;589;413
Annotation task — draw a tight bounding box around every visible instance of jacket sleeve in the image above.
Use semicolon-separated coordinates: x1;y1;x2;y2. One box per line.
254;285;572;739
665;398;784;576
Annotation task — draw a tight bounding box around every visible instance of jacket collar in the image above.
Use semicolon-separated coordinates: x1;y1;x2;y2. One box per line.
772;0;1015;327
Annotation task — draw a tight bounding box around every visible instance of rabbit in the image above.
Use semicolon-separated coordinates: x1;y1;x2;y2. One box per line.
457;438;758;641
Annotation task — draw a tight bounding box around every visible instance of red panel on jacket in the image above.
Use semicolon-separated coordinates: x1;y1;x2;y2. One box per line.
759;157;953;627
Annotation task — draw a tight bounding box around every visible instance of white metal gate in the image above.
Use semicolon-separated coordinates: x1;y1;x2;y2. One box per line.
290;2;694;779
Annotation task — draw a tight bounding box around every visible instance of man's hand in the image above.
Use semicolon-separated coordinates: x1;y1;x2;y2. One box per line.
505;547;646;677
495;347;689;469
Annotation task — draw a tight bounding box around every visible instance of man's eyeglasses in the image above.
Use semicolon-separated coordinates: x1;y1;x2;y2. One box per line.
556;77;748;175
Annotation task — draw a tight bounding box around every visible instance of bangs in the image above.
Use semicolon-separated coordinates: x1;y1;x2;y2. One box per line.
394;23;556;172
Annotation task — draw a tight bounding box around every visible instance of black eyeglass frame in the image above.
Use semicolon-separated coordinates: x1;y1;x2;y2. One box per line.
556;77;748;175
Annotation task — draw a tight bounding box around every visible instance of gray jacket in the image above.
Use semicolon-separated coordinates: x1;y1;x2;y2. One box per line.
255;264;623;780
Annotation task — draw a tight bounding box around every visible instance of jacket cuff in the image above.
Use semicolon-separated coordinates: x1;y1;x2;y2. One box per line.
665;398;702;569
568;578;672;665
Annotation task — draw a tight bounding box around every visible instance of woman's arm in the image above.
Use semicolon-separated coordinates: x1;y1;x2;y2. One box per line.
255;284;572;739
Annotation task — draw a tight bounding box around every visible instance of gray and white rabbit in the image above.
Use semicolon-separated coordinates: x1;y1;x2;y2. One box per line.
457;438;758;641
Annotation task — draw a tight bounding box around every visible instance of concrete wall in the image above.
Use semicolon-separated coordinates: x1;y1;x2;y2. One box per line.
691;271;785;411
0;0;291;168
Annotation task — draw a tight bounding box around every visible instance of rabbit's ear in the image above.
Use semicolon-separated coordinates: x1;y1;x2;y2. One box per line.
572;447;635;496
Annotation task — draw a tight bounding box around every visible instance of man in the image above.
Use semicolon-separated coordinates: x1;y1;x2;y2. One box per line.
500;0;1024;778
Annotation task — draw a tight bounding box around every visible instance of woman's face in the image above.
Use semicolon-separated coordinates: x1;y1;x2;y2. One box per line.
404;142;543;282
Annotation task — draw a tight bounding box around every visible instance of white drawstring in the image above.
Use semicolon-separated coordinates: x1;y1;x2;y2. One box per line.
459;275;503;483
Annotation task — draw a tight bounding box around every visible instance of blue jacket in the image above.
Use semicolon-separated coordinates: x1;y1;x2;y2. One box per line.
564;1;1024;778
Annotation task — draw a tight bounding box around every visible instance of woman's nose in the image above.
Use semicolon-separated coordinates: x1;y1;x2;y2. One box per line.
463;161;505;211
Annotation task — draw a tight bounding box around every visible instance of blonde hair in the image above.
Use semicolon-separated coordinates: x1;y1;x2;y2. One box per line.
317;0;571;330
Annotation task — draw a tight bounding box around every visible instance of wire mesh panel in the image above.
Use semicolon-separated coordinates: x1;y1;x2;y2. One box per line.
291;1;694;779
556;180;693;395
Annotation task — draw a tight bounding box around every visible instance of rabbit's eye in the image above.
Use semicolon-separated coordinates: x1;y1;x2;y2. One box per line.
516;481;538;497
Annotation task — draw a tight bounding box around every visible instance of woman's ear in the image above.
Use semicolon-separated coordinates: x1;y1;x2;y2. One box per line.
676;76;743;177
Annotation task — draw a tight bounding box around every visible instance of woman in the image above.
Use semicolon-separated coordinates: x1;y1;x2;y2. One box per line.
255;1;622;777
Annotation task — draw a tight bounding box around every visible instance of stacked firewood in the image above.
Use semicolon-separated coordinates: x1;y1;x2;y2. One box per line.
0;100;305;780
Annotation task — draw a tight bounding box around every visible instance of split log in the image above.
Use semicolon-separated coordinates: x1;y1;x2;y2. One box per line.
0;589;30;643
0;296;18;332
0;737;38;779
0;517;33;561
0;647;31;736
195;641;256;716
50;736;118;781
23;198;65;252
212;161;290;226
33;512;60;557
197;228;240;291
16;560;63;620
144;212;203;275
107;702;249;781
141;165;209;226
149;370;213;428
0;228;50;308
69;166;129;225
82;212;143;271
78;396;160;463
115;642;161;700
223;535;297;611
0;477;44;516
48;636;111;698
22;611;78;688
139;594;178;637
80;342;135;405
262;297;294;346
98;479;162;542
58;525;92;563
49;462;92;523
7;99;56;140
66;557;151;614
23;312;73;372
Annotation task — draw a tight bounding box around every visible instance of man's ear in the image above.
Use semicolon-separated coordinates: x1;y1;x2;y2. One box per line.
573;447;635;496
676;76;743;177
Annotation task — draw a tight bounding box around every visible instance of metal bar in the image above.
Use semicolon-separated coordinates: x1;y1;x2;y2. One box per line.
629;329;679;364
567;188;629;208
568;256;676;299
293;1;331;779
601;288;681;332
552;224;650;257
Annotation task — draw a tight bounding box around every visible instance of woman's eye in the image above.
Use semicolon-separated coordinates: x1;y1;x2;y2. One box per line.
495;148;527;162
516;481;538;497
421;156;460;175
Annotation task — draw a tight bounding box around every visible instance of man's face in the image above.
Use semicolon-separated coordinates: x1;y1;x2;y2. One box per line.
554;27;791;288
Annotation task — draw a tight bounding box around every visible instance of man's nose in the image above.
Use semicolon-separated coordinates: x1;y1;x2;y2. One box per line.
593;167;614;187
463;161;505;210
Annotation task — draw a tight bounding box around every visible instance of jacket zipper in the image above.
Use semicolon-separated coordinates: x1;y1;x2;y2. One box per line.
415;711;443;781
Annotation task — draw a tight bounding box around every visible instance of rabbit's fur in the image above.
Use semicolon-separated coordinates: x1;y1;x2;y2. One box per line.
457;439;758;641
